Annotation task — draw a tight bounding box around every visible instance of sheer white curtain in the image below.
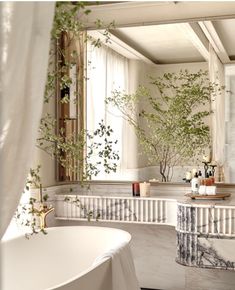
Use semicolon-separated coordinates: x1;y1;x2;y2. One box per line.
87;41;128;179
0;2;54;238
209;44;226;178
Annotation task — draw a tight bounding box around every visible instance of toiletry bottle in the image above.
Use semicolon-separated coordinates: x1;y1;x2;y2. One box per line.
198;170;203;185
191;173;199;194
205;173;212;186
209;171;215;184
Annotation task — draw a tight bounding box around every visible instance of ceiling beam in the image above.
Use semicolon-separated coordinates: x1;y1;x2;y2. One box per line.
109;29;159;64
199;21;230;64
81;2;235;29
87;30;156;65
177;22;209;61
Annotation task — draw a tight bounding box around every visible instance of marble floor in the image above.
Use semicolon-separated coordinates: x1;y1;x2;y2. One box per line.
56;219;235;290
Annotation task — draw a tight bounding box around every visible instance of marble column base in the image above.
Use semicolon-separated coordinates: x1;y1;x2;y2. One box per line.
176;232;235;271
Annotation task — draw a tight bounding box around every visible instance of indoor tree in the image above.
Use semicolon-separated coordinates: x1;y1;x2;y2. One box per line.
106;69;221;182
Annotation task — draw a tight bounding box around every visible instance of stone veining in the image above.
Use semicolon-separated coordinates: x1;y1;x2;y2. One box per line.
176;203;235;271
56;195;168;224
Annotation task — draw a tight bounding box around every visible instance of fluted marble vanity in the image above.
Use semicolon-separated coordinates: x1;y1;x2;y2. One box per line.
52;182;235;272
176;199;235;271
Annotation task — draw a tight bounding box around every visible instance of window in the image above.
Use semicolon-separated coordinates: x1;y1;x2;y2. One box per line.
86;41;129;179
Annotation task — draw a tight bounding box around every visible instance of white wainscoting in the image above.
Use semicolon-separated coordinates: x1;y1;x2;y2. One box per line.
55;195;177;226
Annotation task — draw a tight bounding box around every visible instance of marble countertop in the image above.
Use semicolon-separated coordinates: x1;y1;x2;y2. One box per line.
178;195;235;207
56;191;235;208
49;181;235;209
152;192;235;207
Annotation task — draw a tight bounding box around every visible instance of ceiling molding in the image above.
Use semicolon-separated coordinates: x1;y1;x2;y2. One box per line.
199;21;230;64
177;22;209;61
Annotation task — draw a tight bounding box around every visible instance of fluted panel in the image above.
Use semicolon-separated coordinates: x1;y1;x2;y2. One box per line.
177;204;235;236
55;195;173;225
176;232;198;267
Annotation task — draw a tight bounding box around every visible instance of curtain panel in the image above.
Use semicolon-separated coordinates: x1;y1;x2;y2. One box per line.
0;2;55;239
86;41;129;179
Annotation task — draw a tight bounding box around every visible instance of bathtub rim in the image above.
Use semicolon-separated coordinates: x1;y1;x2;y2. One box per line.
1;225;132;290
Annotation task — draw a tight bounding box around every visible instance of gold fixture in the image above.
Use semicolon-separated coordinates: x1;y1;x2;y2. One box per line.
32;184;54;231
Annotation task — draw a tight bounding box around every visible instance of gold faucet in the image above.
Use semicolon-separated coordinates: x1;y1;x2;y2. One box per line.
32;184;54;231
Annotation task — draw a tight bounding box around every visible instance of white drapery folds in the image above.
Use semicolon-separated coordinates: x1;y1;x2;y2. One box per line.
0;2;54;238
209;44;225;166
87;41;129;179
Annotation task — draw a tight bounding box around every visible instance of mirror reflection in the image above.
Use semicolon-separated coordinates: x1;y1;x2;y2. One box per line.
82;19;235;183
55;13;235;183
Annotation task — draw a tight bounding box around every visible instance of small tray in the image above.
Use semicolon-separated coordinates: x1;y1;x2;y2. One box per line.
185;193;231;200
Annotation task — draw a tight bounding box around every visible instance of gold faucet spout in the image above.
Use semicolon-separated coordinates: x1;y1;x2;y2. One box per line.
32;184;55;231
33;203;54;231
39;205;54;230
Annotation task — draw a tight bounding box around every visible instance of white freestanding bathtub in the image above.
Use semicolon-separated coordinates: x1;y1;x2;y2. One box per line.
1;226;133;290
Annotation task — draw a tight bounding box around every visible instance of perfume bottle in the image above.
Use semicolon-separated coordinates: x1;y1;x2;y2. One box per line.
191;173;199;193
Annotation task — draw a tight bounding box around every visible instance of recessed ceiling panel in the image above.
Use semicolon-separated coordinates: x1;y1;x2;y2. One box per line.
115;24;205;64
213;19;235;59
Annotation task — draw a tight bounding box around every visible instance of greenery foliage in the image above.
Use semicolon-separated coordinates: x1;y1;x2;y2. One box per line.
16;2;118;236
15;166;49;237
106;70;221;182
40;2;118;180
37;117;119;179
64;195;101;222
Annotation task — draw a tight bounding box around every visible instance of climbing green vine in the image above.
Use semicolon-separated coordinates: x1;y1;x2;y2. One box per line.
16;2;118;235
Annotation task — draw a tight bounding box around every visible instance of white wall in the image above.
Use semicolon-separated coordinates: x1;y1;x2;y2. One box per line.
32;101;56;187
125;60;157;170
32;41;56;187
